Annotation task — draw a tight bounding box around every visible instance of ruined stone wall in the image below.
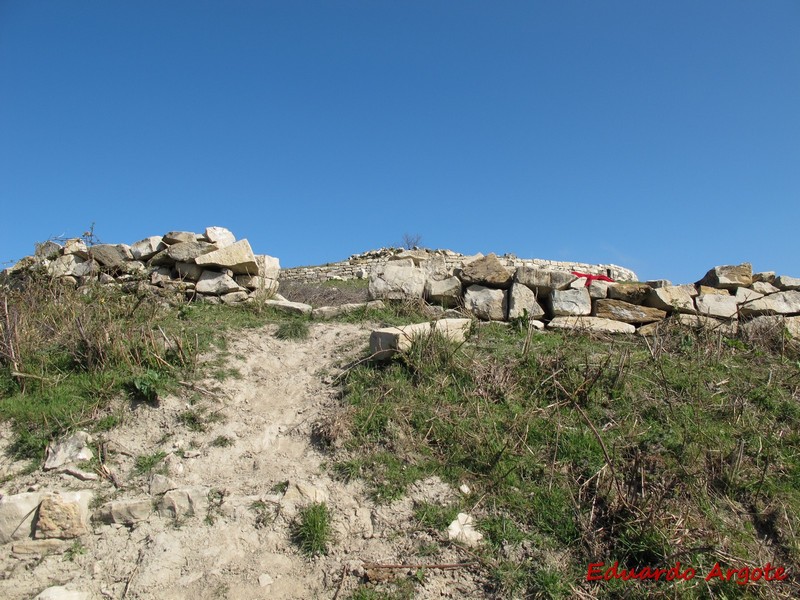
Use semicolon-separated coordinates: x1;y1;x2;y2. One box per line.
280;248;638;283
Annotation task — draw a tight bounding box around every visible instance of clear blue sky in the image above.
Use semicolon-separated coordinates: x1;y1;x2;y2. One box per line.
2;1;798;283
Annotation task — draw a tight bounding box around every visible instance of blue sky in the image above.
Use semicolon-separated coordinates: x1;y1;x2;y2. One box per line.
1;1;798;283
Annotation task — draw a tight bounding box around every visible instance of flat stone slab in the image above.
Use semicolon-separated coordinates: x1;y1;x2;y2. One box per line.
594;299;666;324
195;239;259;275
370;318;471;359
312;300;385;319
263;299;313;316
547;316;635;334
739;291;800;317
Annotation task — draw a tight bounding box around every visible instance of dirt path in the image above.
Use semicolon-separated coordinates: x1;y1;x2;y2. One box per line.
0;321;484;600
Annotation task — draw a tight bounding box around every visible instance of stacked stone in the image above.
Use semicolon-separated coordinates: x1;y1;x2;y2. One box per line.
280;248;637;284
366;257;800;339
3;227;280;305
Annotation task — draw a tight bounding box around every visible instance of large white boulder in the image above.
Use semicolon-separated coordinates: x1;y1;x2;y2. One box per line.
507;282;545;320
368;263;426;300
464;285;506;321
549;288;591;317
195;239;259;275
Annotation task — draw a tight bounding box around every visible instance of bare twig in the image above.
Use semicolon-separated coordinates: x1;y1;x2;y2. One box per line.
331;565;349;600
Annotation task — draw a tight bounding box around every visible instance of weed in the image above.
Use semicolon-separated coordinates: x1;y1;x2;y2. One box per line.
134;451;167;476
63;540;86;562
250;500;276;528
293;502;332;556
128;369;162;403
210;435;234;448
178;407;224;432
270;480;289;494
275;319;310;340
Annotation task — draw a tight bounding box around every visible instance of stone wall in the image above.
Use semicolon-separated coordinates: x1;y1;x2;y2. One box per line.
3;227;280;306
280;247;638;283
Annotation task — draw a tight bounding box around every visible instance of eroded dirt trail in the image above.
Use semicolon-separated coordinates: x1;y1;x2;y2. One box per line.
0;321;484;600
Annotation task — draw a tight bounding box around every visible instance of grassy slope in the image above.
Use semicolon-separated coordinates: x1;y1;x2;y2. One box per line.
3;275;800;598
334;321;800;599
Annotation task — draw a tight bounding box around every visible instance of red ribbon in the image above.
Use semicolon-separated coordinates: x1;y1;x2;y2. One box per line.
571;271;615;287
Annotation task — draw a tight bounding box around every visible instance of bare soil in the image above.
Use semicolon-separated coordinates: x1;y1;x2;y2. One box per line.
0;321;486;599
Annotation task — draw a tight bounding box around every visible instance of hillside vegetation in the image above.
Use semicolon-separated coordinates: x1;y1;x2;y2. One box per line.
1;273;799;599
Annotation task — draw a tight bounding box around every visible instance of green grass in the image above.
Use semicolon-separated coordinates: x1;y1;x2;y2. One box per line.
293;502;333;556
275;319;310;340
333;323;800;598
134;450;167;475
0;274;299;460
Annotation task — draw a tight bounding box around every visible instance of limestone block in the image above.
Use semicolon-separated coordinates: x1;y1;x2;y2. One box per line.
645;285;697;314
507;283;545;320
157;487;210;519
608;283;652;305
699;263;753;290
697;286;730;296
735;287;764;304
147;249;175;267
256;255;281;279
203;226;236;248
775;275;800;291
741;315;800;341
547;316;635;334
752;281;779;295
175;261;204;281
166;241;217;263
370;318;471;360
63;238;89;258
34;586;91;600
425;276;462;308
368;263;426;300
263;299;313;316
131;236;165;260
195;240;259;275
594;299;666;324
150;266;173;286
549;288;591;317
162;231;197;245
464;285;507;321
91;244;133;267
753;271;776;283
0;492;43;543
44;431;93;471
515;267;576;296
195;271;242;295
674;314;738;336
47;255;86;278
221;291;249;304
34;492;93;539
149;474;178;496
695;294;739;319
312;300;385;319
739;291;800;317
94;498;153;524
35;241;62;259
645;279;672;288
588;280;612;299
458;253;512;288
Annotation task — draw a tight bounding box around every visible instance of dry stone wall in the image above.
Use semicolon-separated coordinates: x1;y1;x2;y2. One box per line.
361;254;800;339
3;227;280;305
280;247;638;283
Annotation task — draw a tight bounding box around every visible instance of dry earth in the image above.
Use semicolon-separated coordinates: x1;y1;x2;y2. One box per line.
0;321;487;600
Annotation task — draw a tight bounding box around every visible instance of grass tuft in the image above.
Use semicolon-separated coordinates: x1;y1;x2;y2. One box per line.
293;502;332;556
